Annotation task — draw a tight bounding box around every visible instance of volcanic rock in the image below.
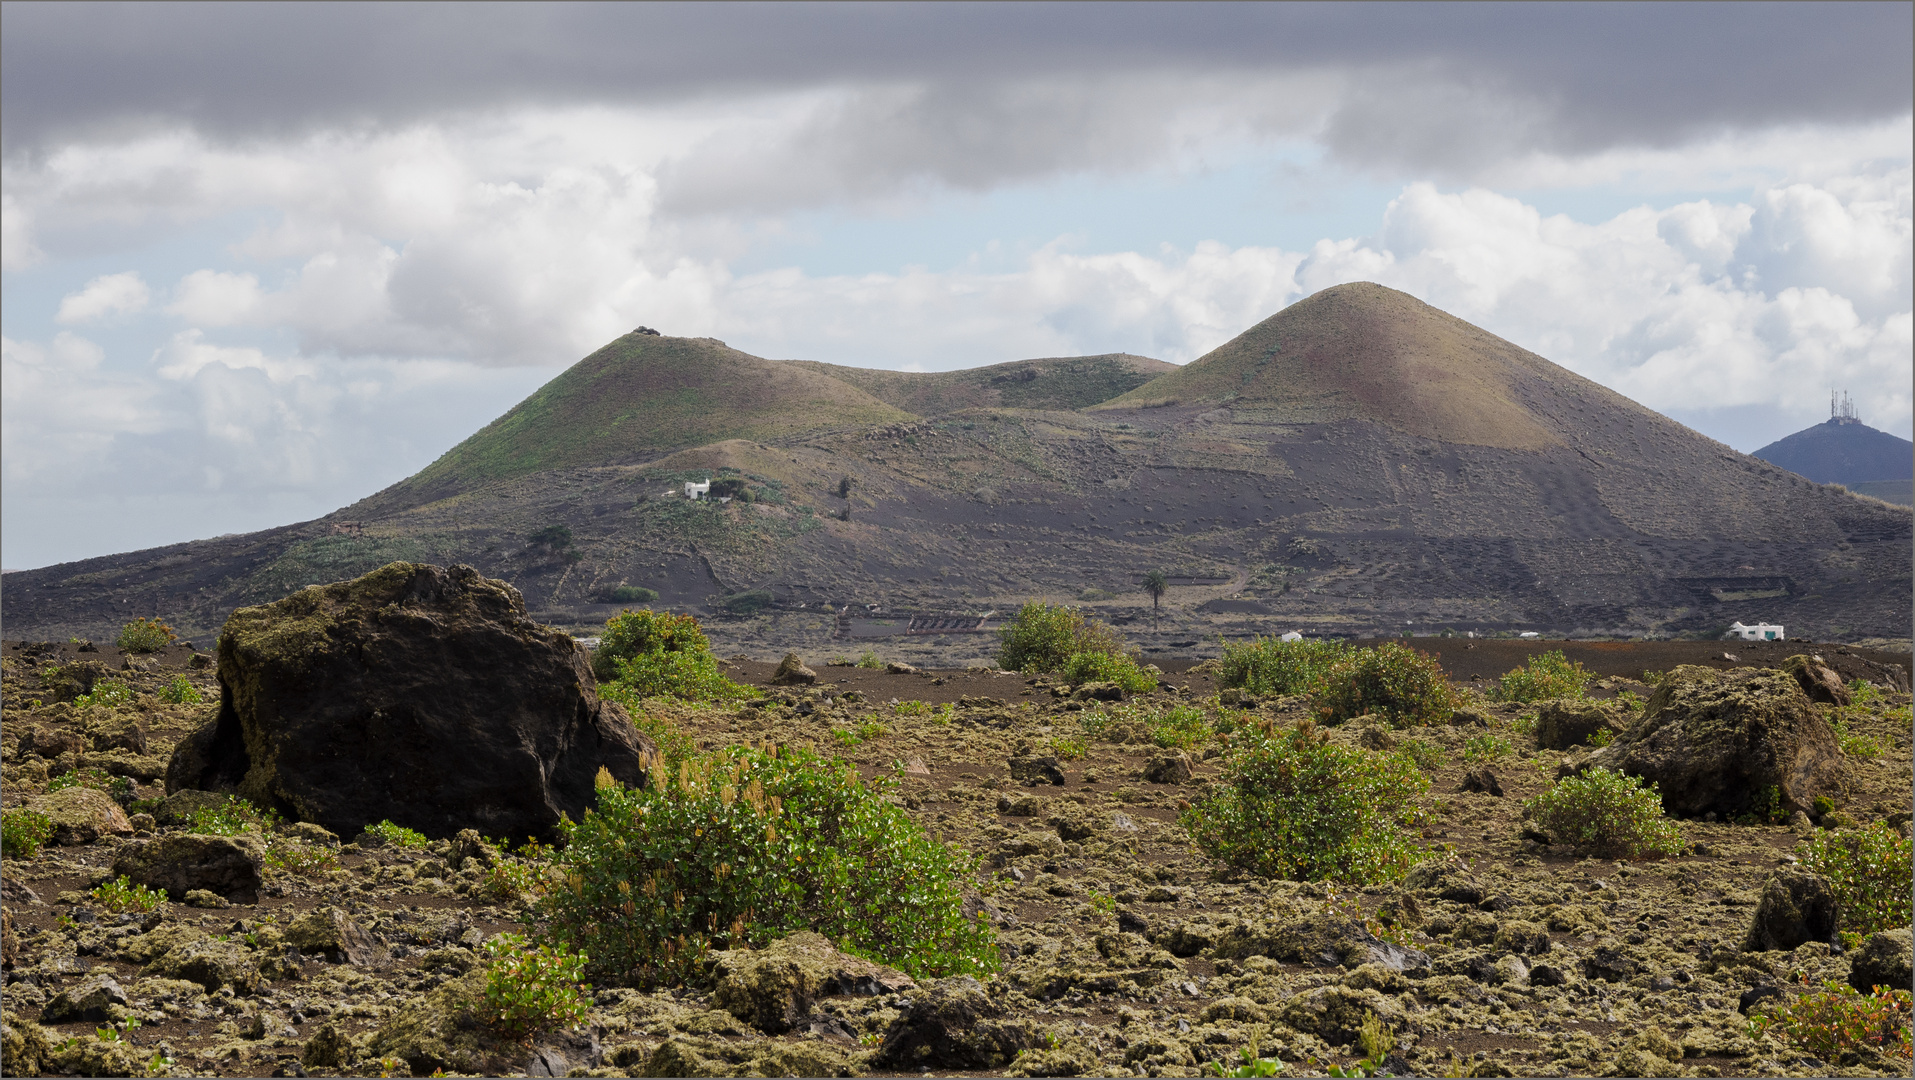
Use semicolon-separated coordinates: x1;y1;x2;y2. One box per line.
1740;867;1840;952
1008;755;1066;786
31;787;131;845
39;973;127;1024
771;652;817;685
873;975;1044;1071
1578;665;1842;819
1143;752;1193;785
164;562;654;841
710;931;914;1033
1848;928;1913;993
1534;699;1625;751
112;832;264;905
1780;654;1851;706
284;907;387;967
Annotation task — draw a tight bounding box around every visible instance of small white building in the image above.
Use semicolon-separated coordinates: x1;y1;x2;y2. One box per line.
1728;621;1784;642
684;479;711;500
1279;631;1304;642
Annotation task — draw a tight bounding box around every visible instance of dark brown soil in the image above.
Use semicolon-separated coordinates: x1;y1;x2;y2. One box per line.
3;638;1911;1078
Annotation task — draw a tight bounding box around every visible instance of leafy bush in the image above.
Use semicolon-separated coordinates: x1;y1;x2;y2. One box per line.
1146;704;1212;750
1751;979;1912;1063
1847;679;1885;706
1310;642;1456;727
90;875;167;913
1831;711;1884;760
857;651;883;669
74;679;136;710
1219;637;1349;697
1396;737;1446;771
592;609;755;702
539;746;996;989
603;585;659;604
1461;734;1511;765
2;808;56;859
188;796;274;836
157;676;204;705
1181;720;1430;884
1523;768;1684;859
1486;650;1593;703
711;589;774;616
116;617;177;654
995;602;1124;674
1048;734;1088;760
363;819;430;849
894;700;931;717
1796;822;1913;944
483;933;592;1038
830;719;887;747
264;842;338;876
1061;650;1158;694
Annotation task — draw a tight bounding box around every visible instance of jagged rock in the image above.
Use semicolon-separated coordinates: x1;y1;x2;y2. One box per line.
1848;928;1913;993
40;661;113;703
1279;985;1406;1045
301;1022;348;1069
39;973;128;1024
1741;867;1840;952
1143;752;1193;785
1577;665;1842;819
1;910;15;970
142;936;259;993
639;1035;862;1078
874;975;1045;1071
771;652;817;685
1215;911;1430;973
1072;681;1125;702
886;660;920;674
1;877;42;907
365;969;549;1076
1008;755;1066;786
1459;766;1504;796
165;562;655;841
1582;943;1639;982
1781;654;1851;706
1047;806;1103;842
284;907;388;966
30;787;132;846
1535;699;1625;751
710;931;915;1033
118;925;207;964
182;889;229;908
1404;860;1488;906
112;833;263;904
281;821;339;847
2;1010;54;1077
1492;920;1551;955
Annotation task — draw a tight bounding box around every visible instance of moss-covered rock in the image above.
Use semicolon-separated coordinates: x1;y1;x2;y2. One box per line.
1;1010;53;1077
1535;699;1625;751
364;970;514;1076
1741;867;1839;952
141;936;260;993
166;561;656;842
283;906;387;966
30;786;131;845
1848;927;1914;994
873;975;1044;1071
111;833;263;904
709;930;914;1033
1581;665;1842;819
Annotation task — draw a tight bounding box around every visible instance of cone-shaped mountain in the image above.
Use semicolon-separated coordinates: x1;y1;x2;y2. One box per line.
5;282;1907;646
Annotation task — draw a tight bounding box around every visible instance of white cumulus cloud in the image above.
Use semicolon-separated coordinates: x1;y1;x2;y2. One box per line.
54;270;150;323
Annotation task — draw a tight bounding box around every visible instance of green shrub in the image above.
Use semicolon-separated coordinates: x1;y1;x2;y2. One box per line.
1181;720;1430;884
596;699;697;768
116;617;177;654
1048;734;1088;761
90;875;167;913
592;609;756;702
856;651;884;669
264;842;338;876
1831;712;1884;760
1523;768;1684;859
539;745;996;989
1751;979;1912;1063
1396;737;1446;771
157;676;204;705
1310;642;1456;727
1146;704;1212;750
1796;822;1913;944
711;589;774;616
830;719;887;747
483;933;592;1038
1461;734;1511;765
1060;650;1158;694
2;809;56;859
1219;637;1349;697
995;602;1124;674
187;796;273;836
1486;650;1593;703
364;819;430;849
1847;679;1885;706
604;585;659;604
74;679;136;710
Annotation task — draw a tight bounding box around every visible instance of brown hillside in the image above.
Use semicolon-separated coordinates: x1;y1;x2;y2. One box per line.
792;353;1175;416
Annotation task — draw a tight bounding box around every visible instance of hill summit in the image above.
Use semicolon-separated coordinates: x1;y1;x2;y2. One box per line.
1754;412;1913;504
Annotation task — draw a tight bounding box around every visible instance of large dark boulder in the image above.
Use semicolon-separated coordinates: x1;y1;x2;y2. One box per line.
1741;867;1840;953
1848;928;1914;993
165;562;654;841
874;976;1043;1071
112;834;263;904
1780;654;1851;706
1579;665;1842;819
1534;699;1625;751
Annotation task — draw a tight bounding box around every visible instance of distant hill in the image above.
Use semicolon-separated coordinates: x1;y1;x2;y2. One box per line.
1754;418;1913;504
5;282;1908;647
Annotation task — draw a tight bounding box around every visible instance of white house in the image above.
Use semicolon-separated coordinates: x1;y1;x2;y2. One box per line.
1279;631;1304;642
684;479;711;500
1728;621;1784;642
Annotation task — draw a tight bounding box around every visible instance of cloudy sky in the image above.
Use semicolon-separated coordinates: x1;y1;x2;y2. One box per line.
3;2;1911;570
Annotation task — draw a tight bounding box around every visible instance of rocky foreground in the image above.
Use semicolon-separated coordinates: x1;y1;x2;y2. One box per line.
2;608;1912;1077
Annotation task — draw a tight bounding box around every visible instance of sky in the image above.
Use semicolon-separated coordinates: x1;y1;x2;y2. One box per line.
3;2;1911;571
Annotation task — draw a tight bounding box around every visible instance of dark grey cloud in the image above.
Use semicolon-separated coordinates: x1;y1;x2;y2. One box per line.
5;2;1908;161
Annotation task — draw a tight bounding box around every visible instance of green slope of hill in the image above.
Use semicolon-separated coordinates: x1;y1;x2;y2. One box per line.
792;353;1176;415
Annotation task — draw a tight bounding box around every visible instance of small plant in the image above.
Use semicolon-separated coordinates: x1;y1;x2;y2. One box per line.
995;601;1126;675
1847;679;1885;707
1831;713;1884;760
265;842;339;875
1397;737;1446;771
1796;821;1913;945
156;675;204;705
1061;649;1158;694
1083;886;1116;915
483;932;592;1039
1310;643;1456;727
1048;734;1089;761
2;808;57;859
90;875;167;913
894;700;931;717
1461;734;1511;764
1209;1048;1287;1077
1182;719;1429;885
604;584;659;604
1146;704;1212;750
188;795;270;836
116;617;177;653
1586;726;1615;748
929;703;956;726
1486;650;1593;703
856;651;884;669
1749;978;1912;1063
1614;690;1645;713
73;678;136;710
47;767;136;804
365;819;431;849
1523;768;1684;859
1742;785;1789;826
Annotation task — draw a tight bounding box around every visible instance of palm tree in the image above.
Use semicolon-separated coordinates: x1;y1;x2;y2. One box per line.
1142;571;1169;629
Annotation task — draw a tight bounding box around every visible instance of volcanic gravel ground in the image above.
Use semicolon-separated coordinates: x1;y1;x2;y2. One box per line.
2;639;1911;1077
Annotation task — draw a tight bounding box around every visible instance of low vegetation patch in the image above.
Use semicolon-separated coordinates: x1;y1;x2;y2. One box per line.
1484;650;1593;703
2;808;56;859
536;748;996;989
1060;649;1157;694
116;616;178;654
156;675;204;704
1310;642;1456;727
1751;979;1912;1064
90;875;168;913
363;819;431;850
483;932;592;1039
592;609;756;703
1795;821;1913;945
1219;636;1348;697
996;602;1125;675
1523;768;1684;859
1181;719;1429;884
